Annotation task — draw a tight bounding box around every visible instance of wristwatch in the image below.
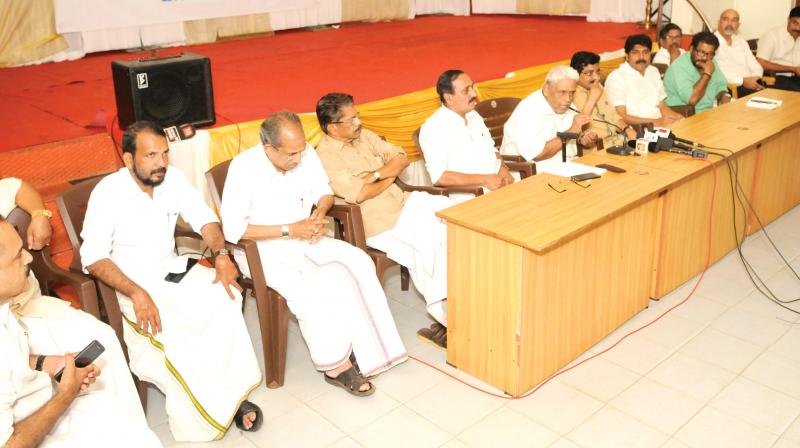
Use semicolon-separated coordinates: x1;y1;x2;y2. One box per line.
372;171;381;181
281;225;290;238
31;209;52;219
213;248;231;258
35;355;46;371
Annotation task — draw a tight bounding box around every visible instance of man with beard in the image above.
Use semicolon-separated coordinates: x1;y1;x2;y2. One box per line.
80;121;263;442
605;34;683;127
419;69;514;201
570;52;638;149
220;111;408;389
500;65;595;173
664;32;731;113
653;23;686;66
315;93;453;349
756;6;800;91
714;9;765;97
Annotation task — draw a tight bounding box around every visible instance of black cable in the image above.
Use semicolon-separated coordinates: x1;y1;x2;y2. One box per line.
108;115;125;166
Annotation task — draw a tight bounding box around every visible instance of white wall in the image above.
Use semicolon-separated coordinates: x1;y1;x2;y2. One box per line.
672;0;793;40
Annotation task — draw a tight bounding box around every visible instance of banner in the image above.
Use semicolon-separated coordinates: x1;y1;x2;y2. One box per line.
55;0;319;33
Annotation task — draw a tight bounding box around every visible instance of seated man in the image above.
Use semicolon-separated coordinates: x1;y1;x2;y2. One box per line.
315;93;453;349
664;32;731;113
756;6;800;92
715;8;765;97
605;34;684;127
80;121;262;441
0;177;52;250
0;217;162;447
501;65;595;173
570;52;638;149
220;112;407;394
652;23;686;66
419;69;513;200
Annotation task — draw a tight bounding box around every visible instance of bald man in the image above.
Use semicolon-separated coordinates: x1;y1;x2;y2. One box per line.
714;8;765;97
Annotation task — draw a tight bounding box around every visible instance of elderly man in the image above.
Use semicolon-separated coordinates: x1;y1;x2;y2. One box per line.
756;6;800;91
653;23;685;66
80;121;262;441
664;32;731;113
715;9;765;97
570;52;638;149
605;34;683;127
315;93;453;349
0;218;162;447
419;69;514;199
501;65;594;172
220;112;407;395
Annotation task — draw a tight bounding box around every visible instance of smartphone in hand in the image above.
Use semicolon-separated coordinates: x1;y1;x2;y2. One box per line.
54;340;105;382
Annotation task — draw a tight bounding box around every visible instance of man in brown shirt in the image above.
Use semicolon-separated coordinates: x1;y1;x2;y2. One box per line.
316;93;453;349
570;51;638;149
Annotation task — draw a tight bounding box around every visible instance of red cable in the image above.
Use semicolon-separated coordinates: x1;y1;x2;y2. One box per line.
409;157;719;400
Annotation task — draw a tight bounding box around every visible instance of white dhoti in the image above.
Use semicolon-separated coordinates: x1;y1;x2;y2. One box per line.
116;264;261;442
367;192;452;326
259;237;407;377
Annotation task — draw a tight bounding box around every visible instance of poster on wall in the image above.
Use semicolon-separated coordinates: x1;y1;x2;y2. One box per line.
55;0;320;33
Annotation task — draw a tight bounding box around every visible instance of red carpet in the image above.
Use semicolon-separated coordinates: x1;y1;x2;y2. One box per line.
0;14;643;153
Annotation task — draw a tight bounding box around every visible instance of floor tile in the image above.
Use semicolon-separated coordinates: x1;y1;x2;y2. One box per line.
636;314;705;351
709;377;800;435
458;407;559;448
600;334;674;375
507;380;603;434
675;407;777;448
327;437;363;448
244;405;343;448
557;357;640;402
371;356;447;403
742;351;800;400
406;379;506;435
671;264;753;307
781;415;800;443
548;438;579;448
353;407;452;448
610;377;704;435
307;389;400;434
646;352;736;402
670;294;730;325
732;289;799;324
248;385;303;422
710;306;791;347
440;439;470;448
660;438;690;448
678;327;763;373
567;406;668;448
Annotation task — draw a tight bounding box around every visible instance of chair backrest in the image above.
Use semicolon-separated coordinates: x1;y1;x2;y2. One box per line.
669;104;696;118
205;159;231;211
474;97;521;148
5;207;31;248
652;63;668;77
747;38;758;54
55;174;108;273
6;207;61;297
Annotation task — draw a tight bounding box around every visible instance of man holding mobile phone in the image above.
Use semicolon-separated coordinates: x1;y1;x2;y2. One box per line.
0;218;161;447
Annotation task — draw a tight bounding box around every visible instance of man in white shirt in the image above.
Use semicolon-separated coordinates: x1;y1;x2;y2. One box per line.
756;6;800;91
0;218;162;447
653;23;686;66
220;112;407;396
605;34;683;127
715;9;765;97
500;66;594;173
419;69;513;198
80;121;262;441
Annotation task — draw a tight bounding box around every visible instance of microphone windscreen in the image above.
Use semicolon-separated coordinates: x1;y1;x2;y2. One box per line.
557;132;580;140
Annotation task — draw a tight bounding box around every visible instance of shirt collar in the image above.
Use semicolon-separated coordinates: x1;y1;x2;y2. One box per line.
318;133;348;152
622;61;648;77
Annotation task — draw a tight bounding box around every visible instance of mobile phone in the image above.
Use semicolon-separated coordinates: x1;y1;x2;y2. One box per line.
54;340;105;382
571;172;601;182
595;163;626;173
606;146;632;156
164;258;198;283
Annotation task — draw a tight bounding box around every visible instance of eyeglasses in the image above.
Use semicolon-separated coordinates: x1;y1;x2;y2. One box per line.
332;115;361;125
693;49;716;58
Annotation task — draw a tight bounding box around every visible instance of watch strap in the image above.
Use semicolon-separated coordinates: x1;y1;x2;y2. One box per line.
35;354;46;371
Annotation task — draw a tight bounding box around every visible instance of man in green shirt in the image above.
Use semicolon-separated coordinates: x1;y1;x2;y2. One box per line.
664;31;731;113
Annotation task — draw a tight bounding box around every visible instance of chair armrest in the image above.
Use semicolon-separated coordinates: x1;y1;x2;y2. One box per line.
501;155;536;179
762;75;776;86
327;203;369;250
31;248;100;319
395;179;483;197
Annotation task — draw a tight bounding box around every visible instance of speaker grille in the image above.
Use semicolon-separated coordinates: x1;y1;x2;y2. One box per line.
140;71;190;123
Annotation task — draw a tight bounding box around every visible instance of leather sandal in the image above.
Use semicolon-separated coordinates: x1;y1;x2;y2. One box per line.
324;365;375;397
234;400;263;432
417;323;447;350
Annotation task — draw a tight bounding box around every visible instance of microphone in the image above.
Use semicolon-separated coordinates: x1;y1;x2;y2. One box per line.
556;132;579;162
626;138;707;159
569;106;625;133
652;127;705;148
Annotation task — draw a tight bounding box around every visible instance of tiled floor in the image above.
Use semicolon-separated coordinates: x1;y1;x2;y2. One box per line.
148;204;800;448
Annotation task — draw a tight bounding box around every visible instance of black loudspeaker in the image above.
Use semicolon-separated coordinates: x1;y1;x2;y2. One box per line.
111;52;215;129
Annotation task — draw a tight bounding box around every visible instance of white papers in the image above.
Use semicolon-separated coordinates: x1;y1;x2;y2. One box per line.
538;161;607;178
746;97;782;110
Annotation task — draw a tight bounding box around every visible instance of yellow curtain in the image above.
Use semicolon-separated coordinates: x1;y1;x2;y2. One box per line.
516;0;590;15
342;0;410;22
0;0;67;67
184;13;273;45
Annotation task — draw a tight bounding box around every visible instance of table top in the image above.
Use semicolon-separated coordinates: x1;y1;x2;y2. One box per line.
437;89;800;254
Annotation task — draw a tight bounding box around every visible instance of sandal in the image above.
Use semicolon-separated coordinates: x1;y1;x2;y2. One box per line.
417;323;447;350
234;400;263;432
324;366;375;397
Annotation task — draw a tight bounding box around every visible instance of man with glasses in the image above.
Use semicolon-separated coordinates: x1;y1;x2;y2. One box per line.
315;93;453;350
715;9;765;97
570;52;638;149
220;111;407;395
664;31;731;113
653;23;685;66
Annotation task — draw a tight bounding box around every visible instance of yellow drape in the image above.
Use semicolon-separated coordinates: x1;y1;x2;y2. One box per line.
184;13;273;45
0;0;67;67
342;0;409;22
516;0;590;15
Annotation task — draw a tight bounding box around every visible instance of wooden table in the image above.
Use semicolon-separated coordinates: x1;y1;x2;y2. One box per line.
436;89;800;396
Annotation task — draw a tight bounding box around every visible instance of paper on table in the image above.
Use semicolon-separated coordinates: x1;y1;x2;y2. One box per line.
746;96;782;110
538;161;607;178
